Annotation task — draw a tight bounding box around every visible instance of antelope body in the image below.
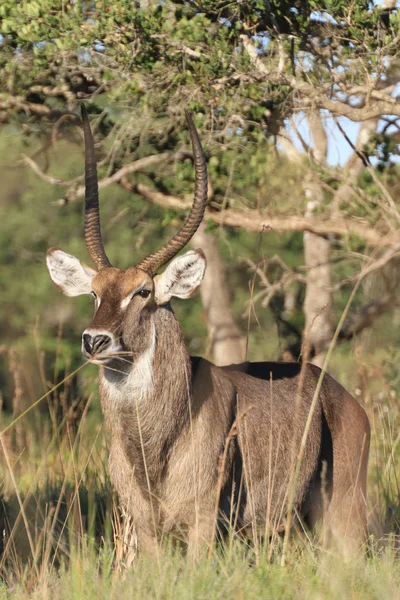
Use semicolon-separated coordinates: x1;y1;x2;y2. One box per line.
46;107;370;559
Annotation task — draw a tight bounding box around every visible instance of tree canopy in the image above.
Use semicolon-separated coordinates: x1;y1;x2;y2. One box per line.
0;0;400;400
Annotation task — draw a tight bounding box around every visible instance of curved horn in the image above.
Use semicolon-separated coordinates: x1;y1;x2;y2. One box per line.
137;111;208;274
81;104;112;270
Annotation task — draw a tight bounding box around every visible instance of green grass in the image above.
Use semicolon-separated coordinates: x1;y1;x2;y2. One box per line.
1;341;400;599
1;538;400;600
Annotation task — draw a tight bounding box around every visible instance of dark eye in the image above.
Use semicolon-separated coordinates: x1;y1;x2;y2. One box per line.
138;289;151;299
91;291;97;299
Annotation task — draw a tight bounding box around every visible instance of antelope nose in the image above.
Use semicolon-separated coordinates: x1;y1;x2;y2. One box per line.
82;333;111;356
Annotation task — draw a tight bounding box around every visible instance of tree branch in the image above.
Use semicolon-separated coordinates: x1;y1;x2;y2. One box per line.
339;291;400;341
240;35;400;122
63;152;172;202
22;155;63;186
24;148;399;246
0;97;68;121
334;116;400;222
294;83;400;122
128;182;397;247
24;152;173;203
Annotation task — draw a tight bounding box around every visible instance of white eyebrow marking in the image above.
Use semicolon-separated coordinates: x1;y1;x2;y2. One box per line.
120;295;131;311
120;281;147;310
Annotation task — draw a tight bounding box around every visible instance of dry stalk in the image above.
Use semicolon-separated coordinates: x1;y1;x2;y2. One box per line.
281;279;363;565
207;404;255;561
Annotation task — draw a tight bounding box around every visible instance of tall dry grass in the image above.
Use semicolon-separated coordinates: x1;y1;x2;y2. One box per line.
0;332;400;599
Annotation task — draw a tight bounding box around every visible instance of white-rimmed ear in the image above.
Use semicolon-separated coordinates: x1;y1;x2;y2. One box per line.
46;248;96;297
154;249;206;305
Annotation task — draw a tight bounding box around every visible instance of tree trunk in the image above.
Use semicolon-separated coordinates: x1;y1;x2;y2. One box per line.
302;113;333;367
302;204;333;367
191;223;246;366
279;115;333;366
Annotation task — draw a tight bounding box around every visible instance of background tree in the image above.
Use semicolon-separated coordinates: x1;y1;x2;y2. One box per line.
0;0;399;392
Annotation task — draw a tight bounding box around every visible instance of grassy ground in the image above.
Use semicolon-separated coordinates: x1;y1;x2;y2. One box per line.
0;343;400;599
2;540;400;600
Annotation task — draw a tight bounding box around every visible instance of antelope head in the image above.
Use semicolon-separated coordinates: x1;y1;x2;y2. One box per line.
46;106;208;366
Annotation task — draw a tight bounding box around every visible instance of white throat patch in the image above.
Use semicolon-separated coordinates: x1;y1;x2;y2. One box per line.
102;324;157;407
131;324;156;403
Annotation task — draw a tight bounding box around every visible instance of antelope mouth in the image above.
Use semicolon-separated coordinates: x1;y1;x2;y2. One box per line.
81;331;129;365
83;348;130;366
82;347;129;365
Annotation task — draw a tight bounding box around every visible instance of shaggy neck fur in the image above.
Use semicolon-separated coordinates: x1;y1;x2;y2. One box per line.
99;305;192;489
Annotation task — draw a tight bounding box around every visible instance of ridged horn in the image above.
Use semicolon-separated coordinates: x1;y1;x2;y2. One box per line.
81;104;112;270
136;111;208;274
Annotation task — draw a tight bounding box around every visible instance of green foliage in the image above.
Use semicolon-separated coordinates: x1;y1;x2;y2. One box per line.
0;0;395;130
0;0;398;403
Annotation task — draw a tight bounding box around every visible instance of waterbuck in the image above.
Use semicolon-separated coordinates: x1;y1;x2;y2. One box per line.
46;106;370;560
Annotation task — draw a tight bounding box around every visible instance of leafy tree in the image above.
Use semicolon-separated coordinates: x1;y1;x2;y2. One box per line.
0;0;399;401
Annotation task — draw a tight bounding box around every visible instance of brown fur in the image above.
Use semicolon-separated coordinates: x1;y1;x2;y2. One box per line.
46;255;370;559
79;268;370;558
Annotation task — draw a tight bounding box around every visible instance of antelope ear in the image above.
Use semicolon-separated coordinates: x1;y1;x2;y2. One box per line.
46;248;96;297
154;249;206;305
